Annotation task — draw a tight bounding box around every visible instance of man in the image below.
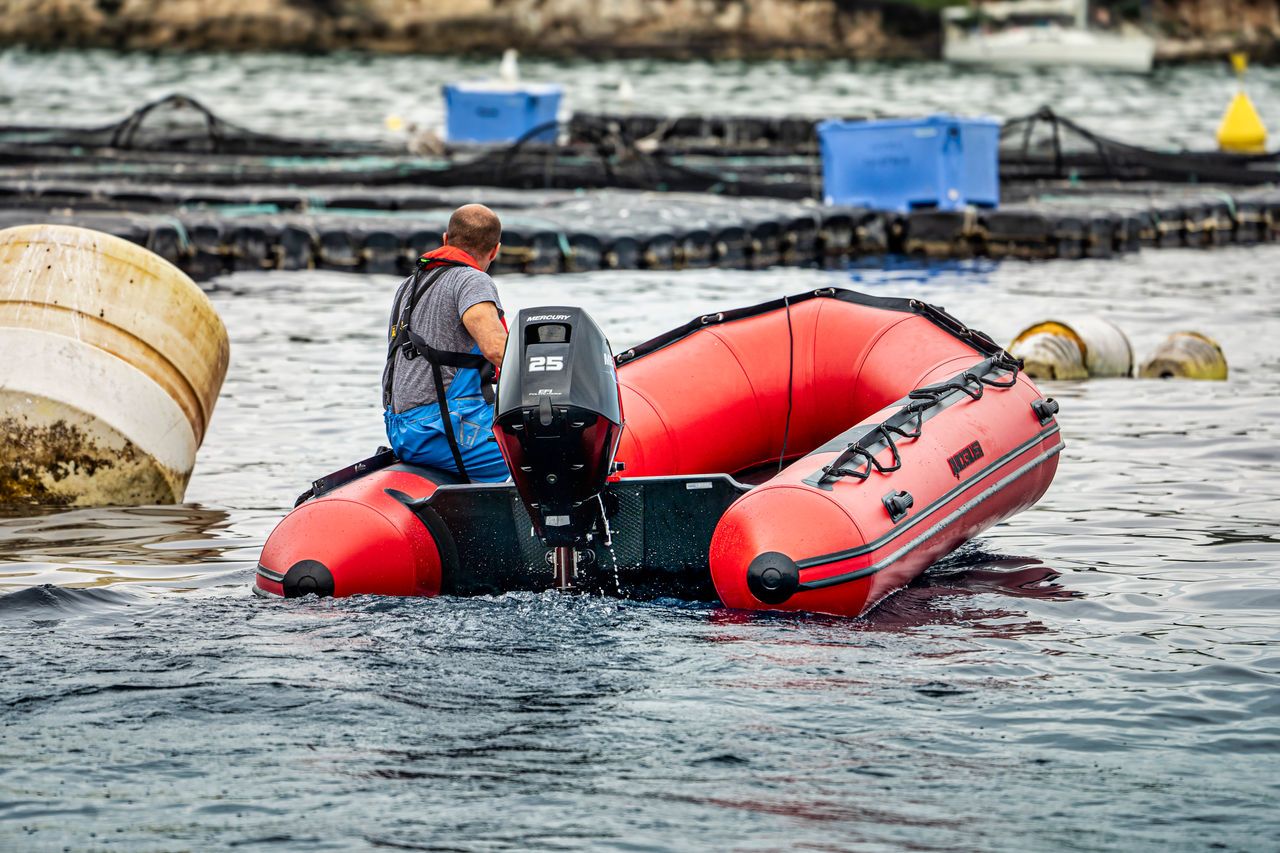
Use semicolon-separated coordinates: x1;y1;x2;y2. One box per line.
382;204;509;482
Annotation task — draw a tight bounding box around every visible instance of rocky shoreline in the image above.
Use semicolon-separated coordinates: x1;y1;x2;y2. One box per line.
0;0;1277;62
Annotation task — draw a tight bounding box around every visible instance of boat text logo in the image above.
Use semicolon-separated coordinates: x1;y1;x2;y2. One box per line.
947;441;984;478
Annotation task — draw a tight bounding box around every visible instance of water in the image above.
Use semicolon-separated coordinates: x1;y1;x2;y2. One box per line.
3;50;1280;852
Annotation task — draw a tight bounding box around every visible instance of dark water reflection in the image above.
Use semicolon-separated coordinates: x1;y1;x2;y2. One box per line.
3;557;1278;850
0;504;239;591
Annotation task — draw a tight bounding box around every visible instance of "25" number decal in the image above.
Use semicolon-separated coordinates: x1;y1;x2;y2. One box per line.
528;355;564;372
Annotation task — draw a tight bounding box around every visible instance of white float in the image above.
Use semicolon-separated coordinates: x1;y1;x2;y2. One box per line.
1008;316;1134;380
0;224;229;505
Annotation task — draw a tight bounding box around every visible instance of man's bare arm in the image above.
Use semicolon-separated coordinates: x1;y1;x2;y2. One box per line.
461;301;508;367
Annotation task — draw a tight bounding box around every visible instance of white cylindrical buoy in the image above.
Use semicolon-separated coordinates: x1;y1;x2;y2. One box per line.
618;77;635;113
500;48;519;83
1008;327;1089;380
1138;332;1228;380
1008;316;1134;380
0;224;230;506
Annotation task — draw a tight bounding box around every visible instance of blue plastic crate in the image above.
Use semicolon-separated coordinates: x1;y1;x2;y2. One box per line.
443;82;562;144
817;115;1000;212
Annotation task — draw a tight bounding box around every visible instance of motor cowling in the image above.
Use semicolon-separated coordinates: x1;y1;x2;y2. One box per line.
494;307;623;547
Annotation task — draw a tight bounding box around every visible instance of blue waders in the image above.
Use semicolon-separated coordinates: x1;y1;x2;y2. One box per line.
383;261;508;483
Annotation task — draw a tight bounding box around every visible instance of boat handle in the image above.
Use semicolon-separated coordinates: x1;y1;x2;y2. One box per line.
882;490;914;524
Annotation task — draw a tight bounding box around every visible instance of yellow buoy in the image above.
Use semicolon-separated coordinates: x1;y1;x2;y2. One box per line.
1138;332;1228;380
1217;53;1268;154
0;224;230;506
1008;317;1134;381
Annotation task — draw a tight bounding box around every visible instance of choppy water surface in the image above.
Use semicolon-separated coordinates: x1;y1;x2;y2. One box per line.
3;247;1279;851
3;50;1280;852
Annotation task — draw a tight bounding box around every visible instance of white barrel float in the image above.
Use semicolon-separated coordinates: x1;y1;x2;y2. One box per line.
1008;316;1133;380
0;224;229;506
1138;332;1228;380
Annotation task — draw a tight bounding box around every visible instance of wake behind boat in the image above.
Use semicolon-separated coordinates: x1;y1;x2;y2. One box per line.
256;288;1062;617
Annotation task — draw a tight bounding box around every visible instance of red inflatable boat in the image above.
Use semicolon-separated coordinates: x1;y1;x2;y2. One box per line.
256;288;1063;617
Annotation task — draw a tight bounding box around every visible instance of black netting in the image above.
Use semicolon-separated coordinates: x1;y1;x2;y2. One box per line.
1001;105;1280;185
0;93;387;156
0;96;823;197
3;96;1279;202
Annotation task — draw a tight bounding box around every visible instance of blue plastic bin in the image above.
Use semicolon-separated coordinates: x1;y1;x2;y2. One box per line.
443;82;562;144
817;115;1000;212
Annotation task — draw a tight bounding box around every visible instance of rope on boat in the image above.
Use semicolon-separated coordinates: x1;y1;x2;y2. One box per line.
812;353;1022;489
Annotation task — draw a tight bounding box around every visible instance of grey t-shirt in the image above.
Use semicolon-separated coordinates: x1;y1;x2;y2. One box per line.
383;264;503;414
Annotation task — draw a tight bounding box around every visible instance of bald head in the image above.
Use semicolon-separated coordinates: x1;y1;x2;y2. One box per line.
445;204;502;263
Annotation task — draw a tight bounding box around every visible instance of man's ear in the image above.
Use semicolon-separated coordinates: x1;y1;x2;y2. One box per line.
489;242;501;261
442;232;450;246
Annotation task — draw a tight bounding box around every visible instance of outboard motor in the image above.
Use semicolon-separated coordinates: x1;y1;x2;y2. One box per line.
494;307;624;588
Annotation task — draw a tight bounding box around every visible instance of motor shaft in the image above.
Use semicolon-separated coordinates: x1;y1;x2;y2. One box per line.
552;545;576;590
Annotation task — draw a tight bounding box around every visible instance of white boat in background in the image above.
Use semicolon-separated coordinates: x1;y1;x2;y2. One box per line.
943;0;1155;73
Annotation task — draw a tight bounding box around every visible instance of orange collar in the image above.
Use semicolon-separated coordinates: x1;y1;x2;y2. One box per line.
419;245;484;271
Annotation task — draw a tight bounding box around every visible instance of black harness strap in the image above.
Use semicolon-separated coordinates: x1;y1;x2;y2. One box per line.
384;258;497;483
406;331;496;399
426;349;472;481
384;264;458;368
